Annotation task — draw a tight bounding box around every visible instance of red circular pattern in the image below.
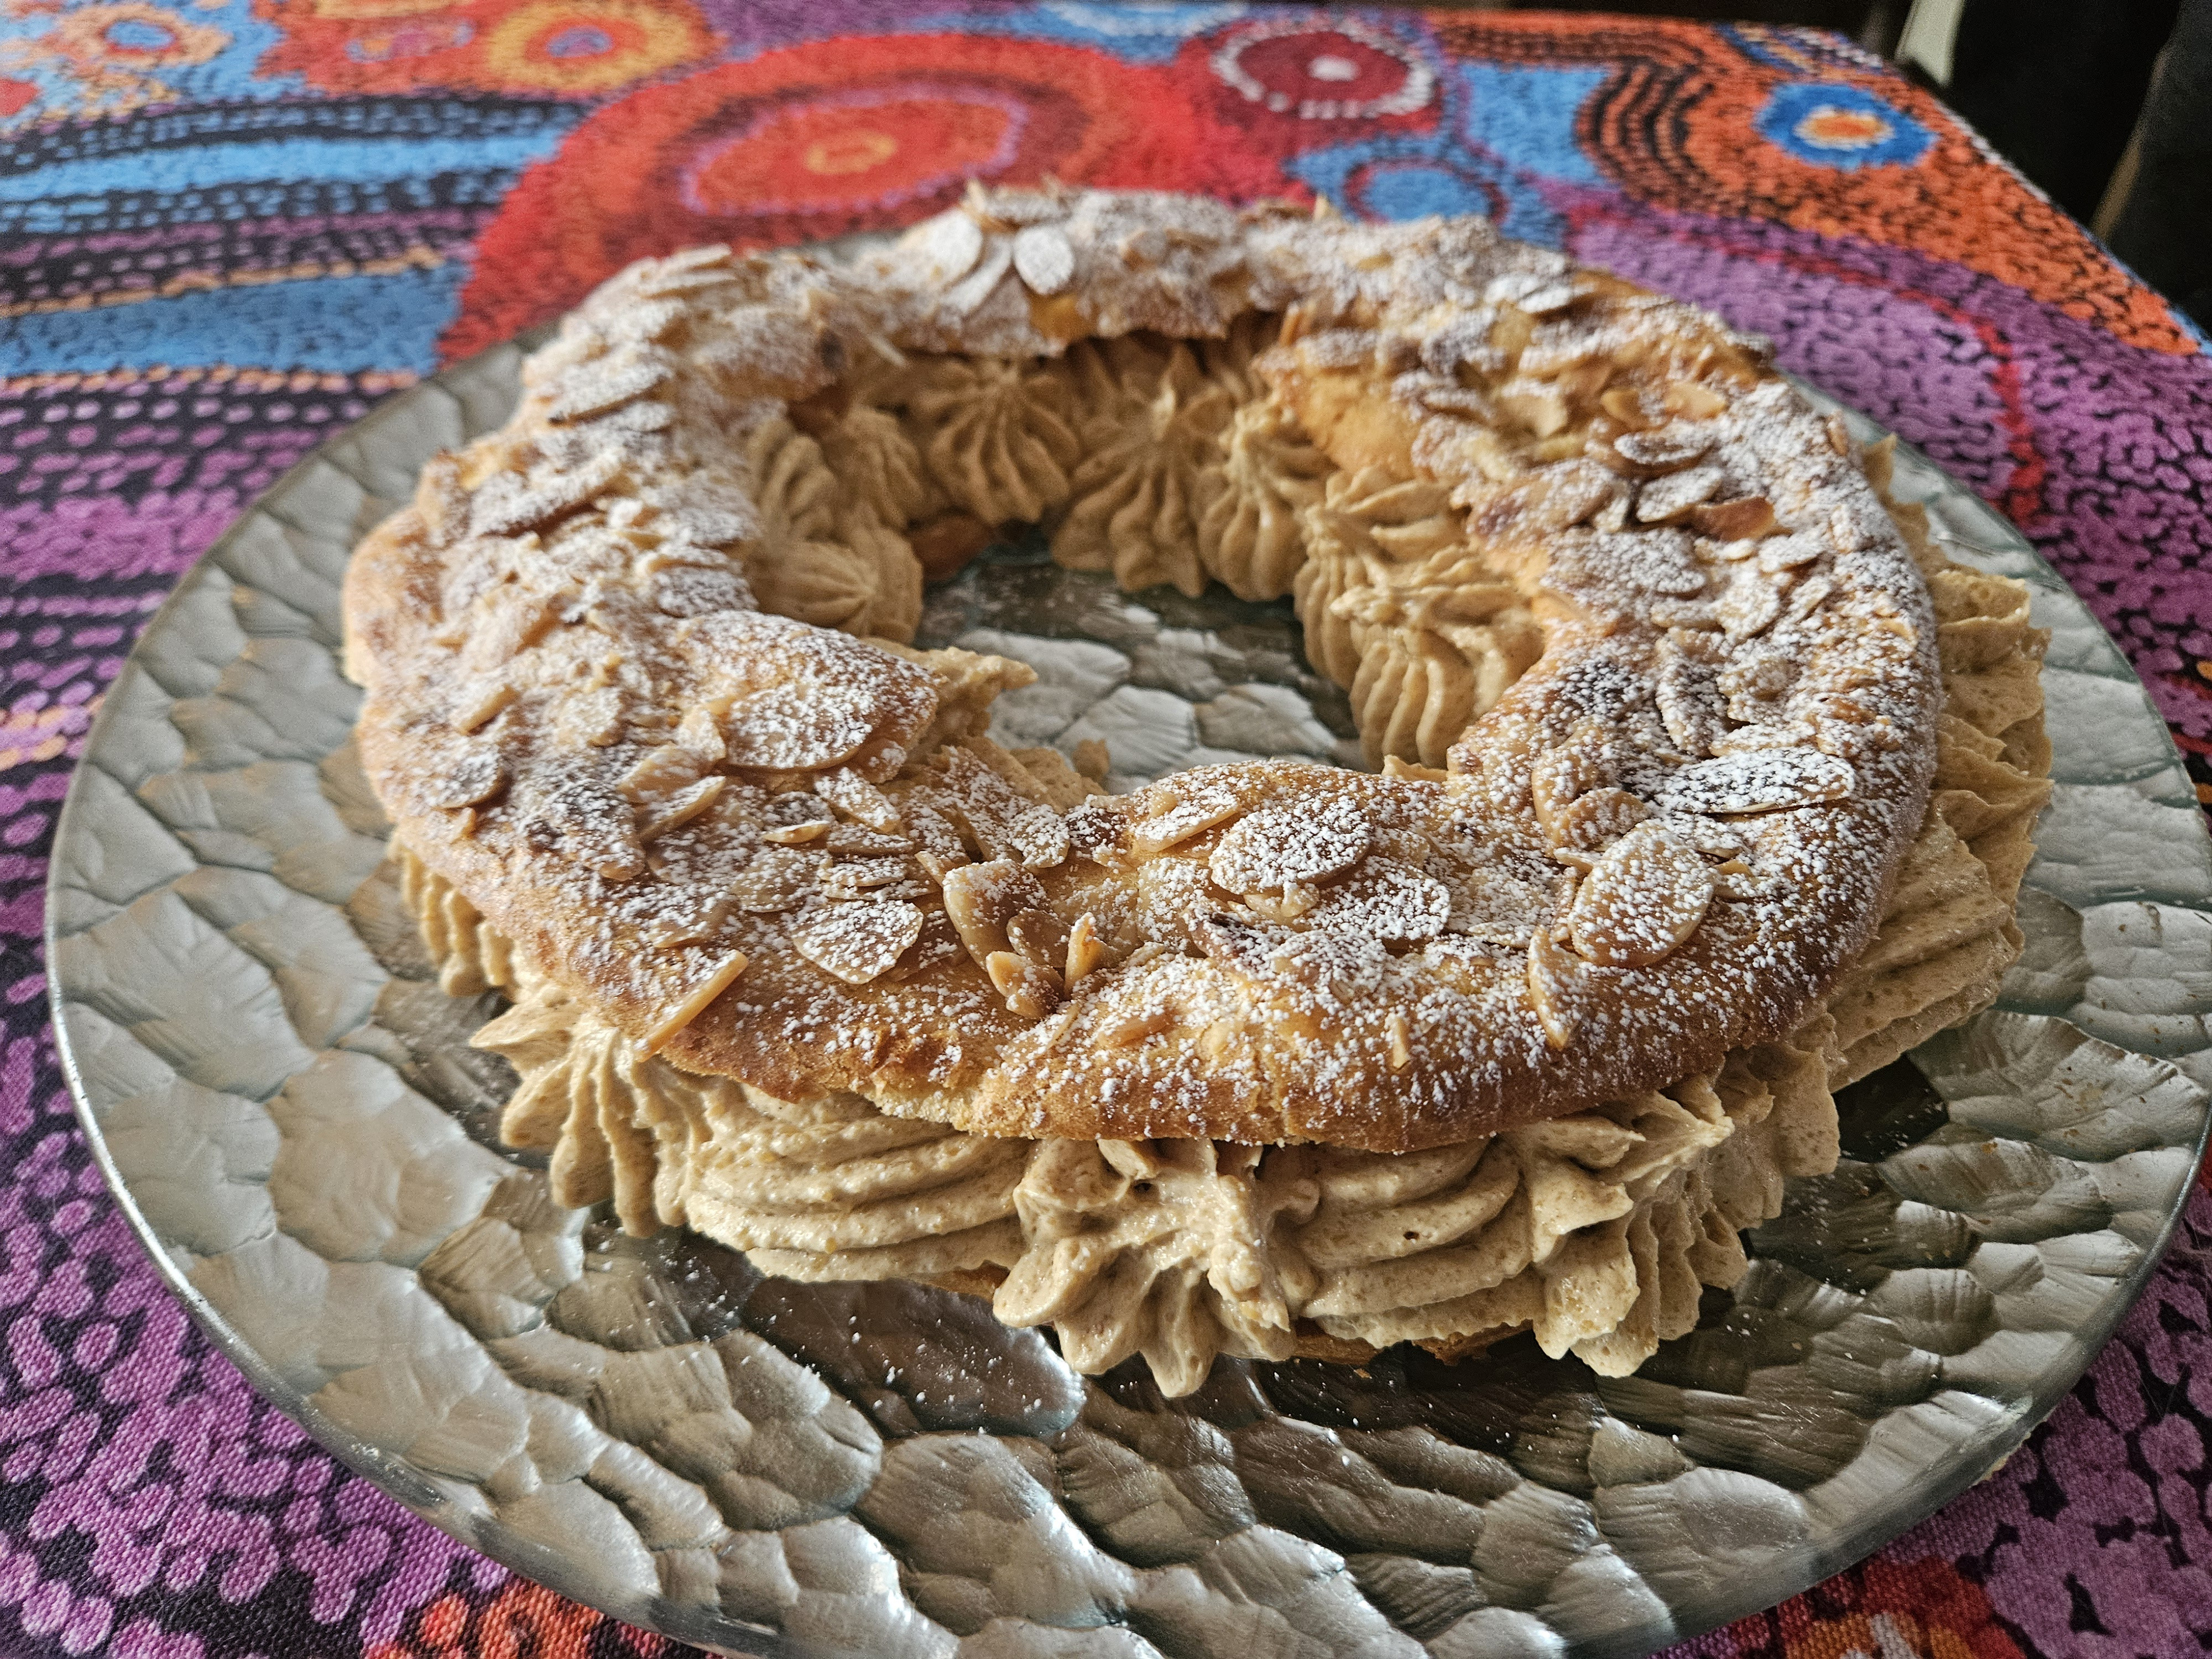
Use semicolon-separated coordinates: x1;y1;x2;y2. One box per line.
253;0;713;98
1208;17;1433;120
677;84;1029;218
444;31;1297;357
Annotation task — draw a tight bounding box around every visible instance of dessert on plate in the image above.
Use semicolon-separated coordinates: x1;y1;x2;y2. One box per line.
343;186;2051;1395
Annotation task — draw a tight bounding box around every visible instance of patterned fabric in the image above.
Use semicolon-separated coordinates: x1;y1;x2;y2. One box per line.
0;5;2207;1656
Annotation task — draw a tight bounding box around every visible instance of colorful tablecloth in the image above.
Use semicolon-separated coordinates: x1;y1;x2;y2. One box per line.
3;6;2210;1656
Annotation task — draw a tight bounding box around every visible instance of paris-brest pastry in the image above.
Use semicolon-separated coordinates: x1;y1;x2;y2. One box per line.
343;186;2051;1395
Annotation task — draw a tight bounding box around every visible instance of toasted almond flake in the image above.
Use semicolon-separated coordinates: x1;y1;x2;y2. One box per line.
1386;1011;1412;1071
819;855;910;898
1663;380;1729;419
639;776;724;841
649;893;732;948
675;701;727;761
731;846;819;911
1130;784;1243;856
1012;223;1076;294
946;243;1013;315
643;950;748;1051
916;848;971;881
1307;860;1451;943
792;901;924;986
1715;569;1783;639
1613;424;1714;473
911;210;985;285
941;858;1047;964
619;744;709;802
1757;530;1828;573
815;766;902;832
1102;1007;1175;1048
823;823;915;855
1692;496;1778;541
1661;749;1856;815
451;679;518;734
1565;821;1715;967
431;751;507;809
1066;799;1131;863
1007;802;1070;869
1244;883;1320;922
763;818;832;845
1065;912;1103;984
723;684;877;772
1006;906;1068;967
1526;927;1583;1050
987;950;1064;1019
1633;465;1724;524
546;353;670;424
1208;795;1369;893
539;782;643;880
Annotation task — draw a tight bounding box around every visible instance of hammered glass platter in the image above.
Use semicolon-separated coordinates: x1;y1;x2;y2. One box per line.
46;326;2212;1659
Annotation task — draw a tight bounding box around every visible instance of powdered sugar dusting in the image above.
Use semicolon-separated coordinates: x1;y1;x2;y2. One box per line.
346;183;1945;1152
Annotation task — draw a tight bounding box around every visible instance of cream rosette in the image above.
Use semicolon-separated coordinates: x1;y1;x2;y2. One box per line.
393;486;2047;1395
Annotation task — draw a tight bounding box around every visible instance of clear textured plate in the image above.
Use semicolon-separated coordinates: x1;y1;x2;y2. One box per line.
45;332;2212;1659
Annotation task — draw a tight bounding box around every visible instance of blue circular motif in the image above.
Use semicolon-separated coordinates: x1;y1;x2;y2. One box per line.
545;24;616;59
104;18;180;51
1757;81;1933;170
1289;133;1567;249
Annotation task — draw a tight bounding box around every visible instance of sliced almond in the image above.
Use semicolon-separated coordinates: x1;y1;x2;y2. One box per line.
431;751;508;810
639;776;725;841
1564;821;1715;968
1305;860;1451;943
941;858;1048;965
1632;465;1724;525
1006;802;1070;869
1663;381;1729;420
1006;906;1068;968
1613;424;1715;474
792;901;925;987
643;949;748;1051
1130;784;1243;856
816;767;902;832
986;951;1064;1019
823;823;916;855
762;815;833;845
648;892;732;948
620;744;710;802
451;678;518;734
1102;1006;1175;1048
1691;496;1778;541
1065;912;1104;985
1208;795;1370;894
722;684;879;773
819;855;910;899
730;846;819;912
1661;749;1855;816
1012;223;1075;295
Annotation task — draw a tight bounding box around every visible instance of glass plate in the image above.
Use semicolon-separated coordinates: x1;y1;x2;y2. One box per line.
46;333;2212;1659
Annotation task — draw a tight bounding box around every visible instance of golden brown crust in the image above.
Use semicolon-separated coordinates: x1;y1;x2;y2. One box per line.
345;188;1950;1154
